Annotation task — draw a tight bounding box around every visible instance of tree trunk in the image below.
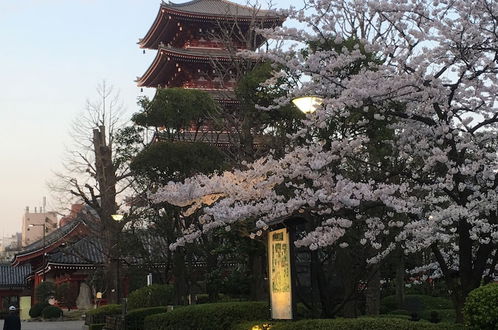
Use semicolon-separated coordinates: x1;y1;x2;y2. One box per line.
173;249;188;305
205;248;219;302
365;265;380;315
395;251;405;307
249;253;266;301
451;288;466;324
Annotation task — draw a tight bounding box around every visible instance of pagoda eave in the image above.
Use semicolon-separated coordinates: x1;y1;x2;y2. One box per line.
137;46;233;87
139;2;284;49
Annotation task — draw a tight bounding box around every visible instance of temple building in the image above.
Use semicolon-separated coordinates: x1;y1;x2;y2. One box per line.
138;0;284;98
12;209;95;308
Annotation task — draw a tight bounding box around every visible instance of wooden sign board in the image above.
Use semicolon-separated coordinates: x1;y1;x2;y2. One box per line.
268;228;293;319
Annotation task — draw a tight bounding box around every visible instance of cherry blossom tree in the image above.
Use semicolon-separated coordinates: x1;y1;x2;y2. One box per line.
151;0;498;322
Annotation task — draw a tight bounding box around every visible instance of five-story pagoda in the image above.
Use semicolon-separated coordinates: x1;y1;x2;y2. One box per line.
138;0;284;102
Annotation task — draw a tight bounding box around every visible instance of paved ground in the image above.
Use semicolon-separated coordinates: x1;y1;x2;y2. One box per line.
0;320;84;330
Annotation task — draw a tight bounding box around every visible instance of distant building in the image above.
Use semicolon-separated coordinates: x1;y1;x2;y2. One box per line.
0;233;22;262
0;233;21;251
21;206;58;247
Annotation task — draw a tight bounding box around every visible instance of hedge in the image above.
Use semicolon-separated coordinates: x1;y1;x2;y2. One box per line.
380;295;453;314
125;306;168;330
127;284;174;310
89;324;105;330
235;318;466;330
144;302;268;330
85;304;122;325
463;283;498;330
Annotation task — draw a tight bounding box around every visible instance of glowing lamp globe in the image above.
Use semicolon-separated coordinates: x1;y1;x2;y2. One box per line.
291;96;324;114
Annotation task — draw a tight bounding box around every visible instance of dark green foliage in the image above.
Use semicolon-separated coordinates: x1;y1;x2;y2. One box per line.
85;304;121;325
429;311;441;323
41;305;63;319
55;282;78;310
131;141;226;182
463;283;498;330
133;88;219;129
89;324;105;330
385;309;455;323
143;302;268;330
235;318;466;330
29;302;50;318
235;62;303;149
220;269;251;298
125;306;167;330
381;295;452;313
35;281;56;303
127;284;174;310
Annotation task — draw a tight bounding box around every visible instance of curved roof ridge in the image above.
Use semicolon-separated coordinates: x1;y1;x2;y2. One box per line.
161;0;281;17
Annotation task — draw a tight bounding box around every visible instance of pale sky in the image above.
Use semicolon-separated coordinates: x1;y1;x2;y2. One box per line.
0;0;293;237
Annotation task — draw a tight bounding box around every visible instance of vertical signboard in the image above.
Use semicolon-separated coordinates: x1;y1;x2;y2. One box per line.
268;227;293;319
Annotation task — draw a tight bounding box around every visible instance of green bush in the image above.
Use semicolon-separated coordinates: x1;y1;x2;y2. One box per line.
85;304;121;325
125;306;167;330
89;324;105;330
144;301;268;330
41;305;63;319
127;284;174;310
385;308;455;323
463;283;498;330
235;318;466;330
35;281;56;303
29;302;50;318
381;295;453;314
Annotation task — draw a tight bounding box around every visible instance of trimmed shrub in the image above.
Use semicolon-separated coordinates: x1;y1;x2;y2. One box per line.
127;284;174;310
144;301;268;330
29;302;50;318
381;295;452;314
85;304;121;325
35;281;56;303
125;306;167;330
89;324;105;330
235;318;466;330
42;305;63;319
463;283;498;330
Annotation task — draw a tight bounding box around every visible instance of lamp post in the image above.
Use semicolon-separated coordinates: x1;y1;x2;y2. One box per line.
29;222;47;281
111;214;124;304
291;96;324;114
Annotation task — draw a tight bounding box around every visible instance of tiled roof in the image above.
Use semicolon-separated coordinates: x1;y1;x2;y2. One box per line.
47;237;105;266
163;0;281;18
15;216;85;258
0;264;31;288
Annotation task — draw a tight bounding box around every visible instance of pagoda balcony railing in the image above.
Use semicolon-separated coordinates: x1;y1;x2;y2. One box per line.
182;80;235;90
184;40;246;50
154;130;269;149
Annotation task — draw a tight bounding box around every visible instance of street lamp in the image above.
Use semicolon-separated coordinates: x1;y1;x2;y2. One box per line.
111;214;124;221
29;223;47;281
111;213;124;304
291;96;324;114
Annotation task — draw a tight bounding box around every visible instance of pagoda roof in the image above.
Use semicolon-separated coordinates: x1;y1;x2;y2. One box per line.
0;264;31;288
139;0;284;49
138;45;232;87
163;0;281;18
